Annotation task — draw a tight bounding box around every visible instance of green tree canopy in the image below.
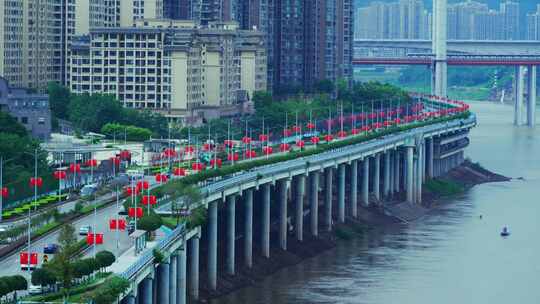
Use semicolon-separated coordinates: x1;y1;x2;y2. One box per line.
95;251;116;269
138;213;163;233
31;268;57;286
47;82;71;120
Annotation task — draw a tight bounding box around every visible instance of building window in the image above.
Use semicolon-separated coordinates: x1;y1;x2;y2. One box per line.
21;117;28;124
38;117;45;125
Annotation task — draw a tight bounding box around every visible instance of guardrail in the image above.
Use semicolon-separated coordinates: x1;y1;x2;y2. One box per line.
119;223;186;280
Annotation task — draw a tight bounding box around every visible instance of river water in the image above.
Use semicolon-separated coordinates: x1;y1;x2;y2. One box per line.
212;101;540;304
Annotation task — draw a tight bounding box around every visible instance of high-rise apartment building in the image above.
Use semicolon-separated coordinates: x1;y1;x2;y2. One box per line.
238;0;352;94
500;1;519;40
67;20;266;121
526;5;540;40
0;0;58;90
355;0;430;40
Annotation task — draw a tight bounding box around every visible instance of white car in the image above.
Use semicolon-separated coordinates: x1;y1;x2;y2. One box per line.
28;285;42;295
79;225;92;235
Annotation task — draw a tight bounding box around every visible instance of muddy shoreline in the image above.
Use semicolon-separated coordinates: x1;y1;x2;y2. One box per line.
196;160;509;303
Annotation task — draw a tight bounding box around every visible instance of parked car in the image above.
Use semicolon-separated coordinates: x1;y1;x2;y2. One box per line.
79;225;92;236
43;243;59;254
28;285;42;295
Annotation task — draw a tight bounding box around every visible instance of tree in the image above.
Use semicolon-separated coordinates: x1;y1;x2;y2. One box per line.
47;82;71;119
138;213;163;236
58;224;77;254
4;275;27;292
50;224;77;295
68;93;125;132
72;258;96;279
313;79;335;94
31;268;57;287
95;251;115;270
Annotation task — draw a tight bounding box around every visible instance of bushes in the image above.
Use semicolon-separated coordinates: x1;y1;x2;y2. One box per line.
425;179;464;196
0;275;27;297
84;276;130;304
101;123;152;142
31;268;57;287
95;251;116;270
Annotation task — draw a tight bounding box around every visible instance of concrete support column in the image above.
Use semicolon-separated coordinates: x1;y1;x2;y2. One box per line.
244;189;253;268
324;168;333;231
142;277;153;304
338;164;346;223
416;146;423;203
226;195;236;275
125;295;136;304
177;244;187;304
389;151;395;195
427;138;434;178
362;159;370;206
279;179;288;250
394;151;400;192
434;0;448;97
421;143;426;183
528;65;537;127
158;259;170;304
310;172;319;237
374;154;381;201
515;65;525;126
207;201;218;290
262;184;270;258
383;152;391;198
350;161;358;218
188;237;199;301
406;146;414;203
295;175;305;241
169;255;177;304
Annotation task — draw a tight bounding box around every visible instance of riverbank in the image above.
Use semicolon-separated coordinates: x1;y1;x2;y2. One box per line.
198;160;509;303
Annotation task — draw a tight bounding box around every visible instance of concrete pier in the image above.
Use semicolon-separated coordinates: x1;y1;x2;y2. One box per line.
279;179;288;250
226;195;236;275
169;255;177;304
208;201;218;290
125;295;135;304
350;161;358;218
362;159;370;206
310;171;319;237
528;65;537;127
142;277;153;304
416;145;423;203
177;244;187;304
324;168;333;231
389;151;395;195
427;138;434;178
394;150;400;192
374;154;380;201
188;237;199;300
406;146;414;203
515;65;525;126
295;175;305;241
262;184;270;258
244;189;253;267
338;164;346;223
158;259;170;304
383;152;390;198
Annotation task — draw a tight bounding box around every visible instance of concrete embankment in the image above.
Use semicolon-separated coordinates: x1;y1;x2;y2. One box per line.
196;160;509;303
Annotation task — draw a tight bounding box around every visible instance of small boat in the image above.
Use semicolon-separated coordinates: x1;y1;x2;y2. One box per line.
500;227;510;237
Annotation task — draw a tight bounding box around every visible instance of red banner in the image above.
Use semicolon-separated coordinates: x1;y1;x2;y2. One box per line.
20;252;28;264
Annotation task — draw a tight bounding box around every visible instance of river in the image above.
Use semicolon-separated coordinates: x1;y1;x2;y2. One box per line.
211;101;540;304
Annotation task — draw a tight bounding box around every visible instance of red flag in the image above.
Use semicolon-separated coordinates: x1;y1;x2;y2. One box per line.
69;163;81;173
137;181;149;190
118;219;126;230
262;146;273;155
30;177;43;188
173;168;186;176
30;253;38;265
109;219;117;230
19;252;29;265
95;234;103;245
86;233;94;245
1;187;8;198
